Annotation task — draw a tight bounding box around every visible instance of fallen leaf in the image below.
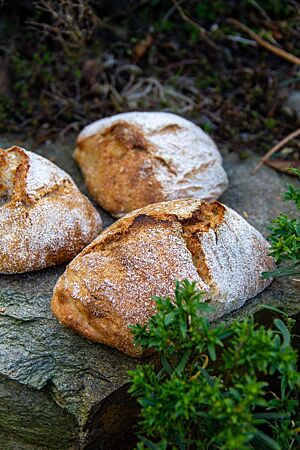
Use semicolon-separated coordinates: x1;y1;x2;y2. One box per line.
133;34;154;60
82;59;102;86
264;158;300;174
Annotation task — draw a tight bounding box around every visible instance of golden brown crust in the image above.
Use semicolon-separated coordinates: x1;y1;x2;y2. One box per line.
181;201;225;288
51;199;274;357
0;146;102;273
0;146;29;204
52;210;195;356
74;112;229;217
74;122;165;217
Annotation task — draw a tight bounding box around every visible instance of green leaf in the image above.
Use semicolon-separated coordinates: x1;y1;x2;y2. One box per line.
175;350;192;375
258;304;288;317
253;412;291;420
262;262;300;279
139;398;157;407
274;318;290;347
289;167;300;178
207;342;216;361
161;355;173;376
139;437;161;449
164;312;175;326
252;430;281;450
173;435;185;450
198;367;215;387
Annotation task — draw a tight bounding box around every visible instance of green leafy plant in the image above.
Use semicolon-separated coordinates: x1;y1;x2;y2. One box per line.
129;280;300;449
262;168;300;279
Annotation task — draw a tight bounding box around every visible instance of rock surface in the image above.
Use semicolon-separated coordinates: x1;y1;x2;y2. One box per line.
0;134;299;449
284;90;300;122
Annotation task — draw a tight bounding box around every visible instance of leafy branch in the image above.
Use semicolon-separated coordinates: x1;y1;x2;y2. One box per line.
129;281;300;449
263;168;300;279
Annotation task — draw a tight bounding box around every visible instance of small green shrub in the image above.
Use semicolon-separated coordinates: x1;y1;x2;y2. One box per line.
263;168;300;279
129;280;300;449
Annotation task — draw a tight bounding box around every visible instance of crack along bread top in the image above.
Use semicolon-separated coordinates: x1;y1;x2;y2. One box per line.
51;199;274;357
75;112;229;217
0;146;102;273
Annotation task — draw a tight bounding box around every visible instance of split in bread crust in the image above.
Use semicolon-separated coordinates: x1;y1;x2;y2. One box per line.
51;199;274;357
0;146;102;273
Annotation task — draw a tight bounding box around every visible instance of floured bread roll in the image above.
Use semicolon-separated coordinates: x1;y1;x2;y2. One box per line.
51;199;274;357
0;146;102;273
74;112;228;217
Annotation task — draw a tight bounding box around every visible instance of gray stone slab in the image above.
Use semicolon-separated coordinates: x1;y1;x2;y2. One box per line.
220;149;300;319
0;134;299;449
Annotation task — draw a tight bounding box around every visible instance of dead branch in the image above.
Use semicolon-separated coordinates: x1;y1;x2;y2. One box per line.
228;19;300;66
252;127;300;174
29;0;99;53
172;0;217;50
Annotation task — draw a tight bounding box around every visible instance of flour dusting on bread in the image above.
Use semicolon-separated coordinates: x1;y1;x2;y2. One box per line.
0;146;102;273
52;198;274;357
26;150;72;195
75;112;229;217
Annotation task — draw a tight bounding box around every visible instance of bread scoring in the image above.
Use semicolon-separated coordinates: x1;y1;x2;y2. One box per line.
75;112;228;217
51;199;274;357
0;146;102;273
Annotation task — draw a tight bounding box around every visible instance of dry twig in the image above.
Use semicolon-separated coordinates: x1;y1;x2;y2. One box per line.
28;0;124;54
252;127;300;174
228;19;300;66
172;0;217;50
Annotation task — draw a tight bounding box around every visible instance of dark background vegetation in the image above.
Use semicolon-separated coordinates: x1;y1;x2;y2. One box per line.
0;0;299;158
